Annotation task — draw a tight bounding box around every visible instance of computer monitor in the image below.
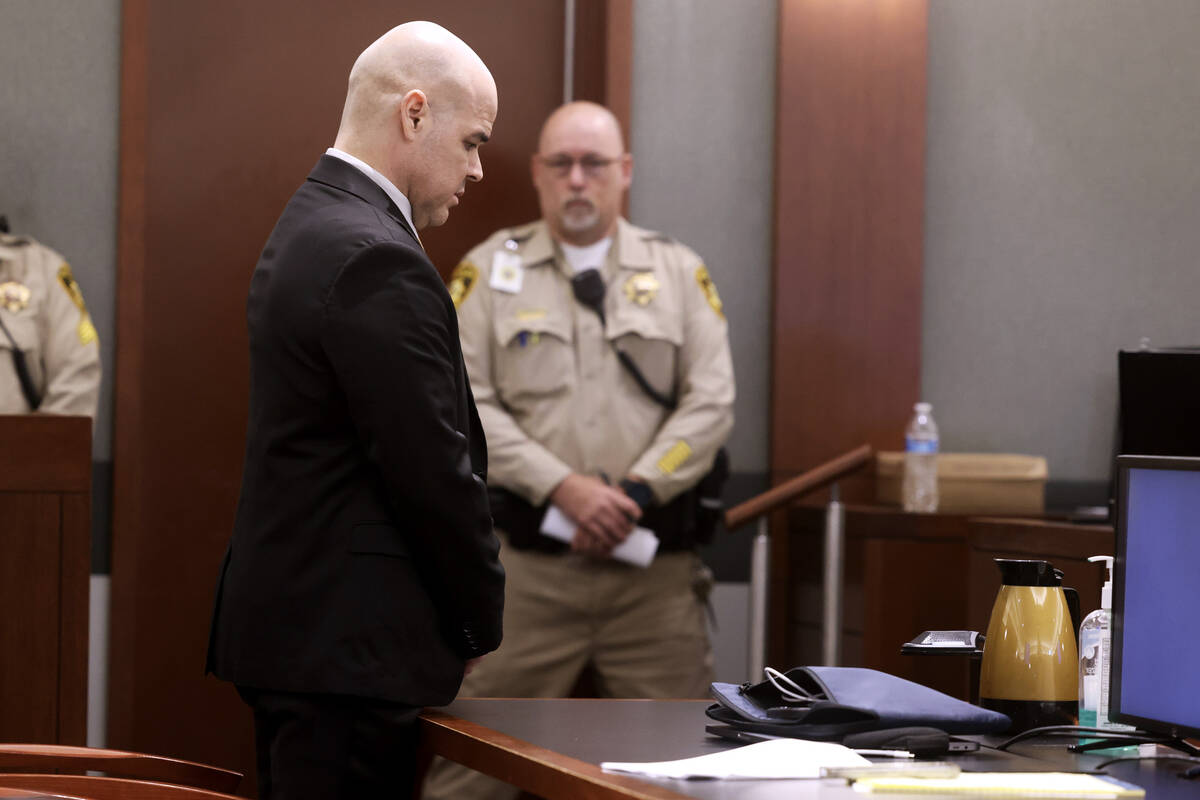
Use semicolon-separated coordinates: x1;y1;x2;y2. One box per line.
1109;455;1200;739
1117;347;1200;458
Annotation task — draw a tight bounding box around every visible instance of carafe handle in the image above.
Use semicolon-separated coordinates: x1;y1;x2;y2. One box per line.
1063;586;1081;646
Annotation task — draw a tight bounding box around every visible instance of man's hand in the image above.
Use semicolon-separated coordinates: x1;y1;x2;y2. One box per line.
550;473;641;557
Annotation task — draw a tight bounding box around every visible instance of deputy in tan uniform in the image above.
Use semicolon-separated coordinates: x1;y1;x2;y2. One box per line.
423;101;734;800
0;231;100;416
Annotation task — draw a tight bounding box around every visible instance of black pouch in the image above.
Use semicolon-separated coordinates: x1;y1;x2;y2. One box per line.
707;666;1010;740
487;487;566;554
693;446;730;544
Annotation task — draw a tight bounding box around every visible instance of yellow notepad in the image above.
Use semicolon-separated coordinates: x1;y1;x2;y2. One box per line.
852;771;1144;797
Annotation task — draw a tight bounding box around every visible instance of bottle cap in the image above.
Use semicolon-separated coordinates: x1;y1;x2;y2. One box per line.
1088;555;1114;609
915;402;932;413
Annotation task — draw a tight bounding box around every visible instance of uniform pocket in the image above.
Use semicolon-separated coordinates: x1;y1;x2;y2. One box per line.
492;311;573;400
349;523;409;558
612;331;678;402
607;301;681;400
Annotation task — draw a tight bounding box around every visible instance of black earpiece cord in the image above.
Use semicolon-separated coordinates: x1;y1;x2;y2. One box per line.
0;313;42;411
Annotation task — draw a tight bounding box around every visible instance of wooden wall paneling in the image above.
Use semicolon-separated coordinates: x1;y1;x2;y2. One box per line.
857;513;971;701
0;493;61;743
110;0;149;761
0;416;93;492
771;0;928;492
0;415;91;745
573;0;608;107
111;0;629;782
110;0;152;765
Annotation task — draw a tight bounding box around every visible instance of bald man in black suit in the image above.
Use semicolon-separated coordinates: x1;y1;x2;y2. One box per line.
206;21;504;800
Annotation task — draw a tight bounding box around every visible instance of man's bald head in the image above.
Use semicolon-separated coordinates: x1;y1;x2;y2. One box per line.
338;22;493;142
334;21;498;229
537;101;625;155
532;101;631;245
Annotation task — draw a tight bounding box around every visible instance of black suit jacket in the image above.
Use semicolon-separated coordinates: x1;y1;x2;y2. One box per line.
207;155;504;706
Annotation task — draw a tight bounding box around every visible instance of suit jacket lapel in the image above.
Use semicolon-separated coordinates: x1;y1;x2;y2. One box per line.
306;155;421;246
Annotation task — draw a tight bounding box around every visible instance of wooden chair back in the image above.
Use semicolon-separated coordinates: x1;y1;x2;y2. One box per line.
0;744;241;795
0;776;242;800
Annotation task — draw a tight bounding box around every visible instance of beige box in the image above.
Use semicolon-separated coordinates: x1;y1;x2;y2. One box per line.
875;452;1048;514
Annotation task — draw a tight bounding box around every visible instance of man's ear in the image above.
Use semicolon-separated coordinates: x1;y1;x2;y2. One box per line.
399;89;428;141
619;152;634;191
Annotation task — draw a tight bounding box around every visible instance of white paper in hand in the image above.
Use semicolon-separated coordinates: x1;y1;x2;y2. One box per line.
540;505;659;568
601;738;870;780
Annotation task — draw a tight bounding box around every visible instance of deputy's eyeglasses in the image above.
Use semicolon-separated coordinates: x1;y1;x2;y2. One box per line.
538;154;621;178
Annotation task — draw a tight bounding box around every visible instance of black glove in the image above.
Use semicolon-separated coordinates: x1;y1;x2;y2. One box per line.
619;478;654;512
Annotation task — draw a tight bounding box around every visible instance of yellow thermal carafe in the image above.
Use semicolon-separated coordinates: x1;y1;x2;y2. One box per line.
979;558;1080;733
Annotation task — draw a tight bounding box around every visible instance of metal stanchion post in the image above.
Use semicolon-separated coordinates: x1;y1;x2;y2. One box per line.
822;483;845;666
748;515;769;680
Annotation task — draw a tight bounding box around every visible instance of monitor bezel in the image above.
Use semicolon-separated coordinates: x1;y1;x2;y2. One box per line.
1109;453;1200;739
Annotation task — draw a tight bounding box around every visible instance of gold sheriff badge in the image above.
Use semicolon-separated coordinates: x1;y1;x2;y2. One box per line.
623;271;659;306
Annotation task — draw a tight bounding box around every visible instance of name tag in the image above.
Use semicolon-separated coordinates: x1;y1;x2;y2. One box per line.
489;251;524;294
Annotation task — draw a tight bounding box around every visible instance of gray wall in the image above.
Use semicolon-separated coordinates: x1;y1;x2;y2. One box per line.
628;0;777;476
923;0;1200;484
0;0;121;459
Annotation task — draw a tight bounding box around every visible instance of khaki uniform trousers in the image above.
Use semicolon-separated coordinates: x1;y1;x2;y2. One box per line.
421;539;713;800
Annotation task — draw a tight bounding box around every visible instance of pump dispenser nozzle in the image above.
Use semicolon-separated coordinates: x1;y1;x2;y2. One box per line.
1088;555;1114;610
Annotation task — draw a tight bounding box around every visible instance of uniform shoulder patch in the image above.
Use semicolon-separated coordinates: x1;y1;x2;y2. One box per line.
56;263;97;345
447;261;480;309
694;264;724;319
57;263;89;312
657;440;693;475
77;313;98;346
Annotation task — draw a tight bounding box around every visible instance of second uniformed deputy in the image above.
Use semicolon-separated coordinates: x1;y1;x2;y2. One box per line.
0;231;100;417
422;101;734;800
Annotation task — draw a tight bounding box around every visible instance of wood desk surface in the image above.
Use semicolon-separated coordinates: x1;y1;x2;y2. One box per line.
420;698;1195;799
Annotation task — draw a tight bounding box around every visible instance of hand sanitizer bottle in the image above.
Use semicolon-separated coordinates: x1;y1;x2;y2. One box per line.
1078;555;1136;736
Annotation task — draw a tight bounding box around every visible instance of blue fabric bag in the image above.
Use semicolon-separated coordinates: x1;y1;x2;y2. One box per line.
708;666;1010;740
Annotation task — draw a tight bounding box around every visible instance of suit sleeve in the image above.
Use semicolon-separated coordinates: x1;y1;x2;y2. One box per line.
321;241;504;658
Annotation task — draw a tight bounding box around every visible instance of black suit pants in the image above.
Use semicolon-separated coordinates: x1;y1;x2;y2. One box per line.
238;686;422;800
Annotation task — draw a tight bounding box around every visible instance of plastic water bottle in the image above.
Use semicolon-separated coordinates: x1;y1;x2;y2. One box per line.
902;402;939;512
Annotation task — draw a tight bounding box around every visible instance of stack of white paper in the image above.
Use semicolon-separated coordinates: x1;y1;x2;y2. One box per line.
541;505;659;567
600;738;870;780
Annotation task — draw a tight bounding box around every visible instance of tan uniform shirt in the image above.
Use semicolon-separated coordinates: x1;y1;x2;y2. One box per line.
451;218;734;506
0;234;101;416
